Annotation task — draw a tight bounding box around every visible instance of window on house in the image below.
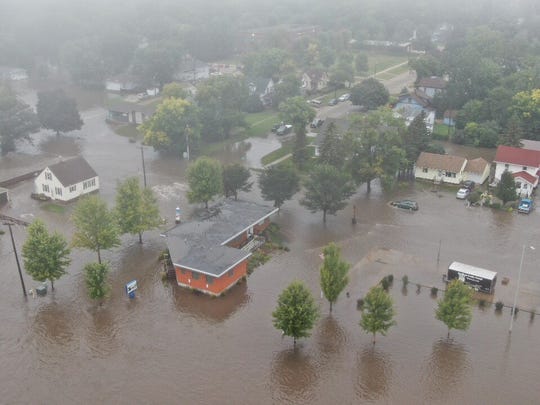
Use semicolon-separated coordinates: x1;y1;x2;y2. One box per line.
516;182;522;188
192;272;200;280
55;187;62;195
422;168;428;173
45;172;52;180
206;275;214;284
505;164;509;169
523;166;528;171
83;181;88;190
42;184;49;193
445;171;456;178
69;185;76;192
228;269;234;277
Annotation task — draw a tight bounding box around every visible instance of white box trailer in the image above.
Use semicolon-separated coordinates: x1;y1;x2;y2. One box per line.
447;261;497;294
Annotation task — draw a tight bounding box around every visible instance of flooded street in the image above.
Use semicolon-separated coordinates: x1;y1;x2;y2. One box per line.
1;86;540;404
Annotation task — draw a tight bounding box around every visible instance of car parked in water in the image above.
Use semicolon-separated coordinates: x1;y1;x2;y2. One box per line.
462;180;475;190
456;188;470;199
310;118;325;128
328;98;338;106
390;200;419;211
338;93;350;102
518;198;533;214
276;124;293;136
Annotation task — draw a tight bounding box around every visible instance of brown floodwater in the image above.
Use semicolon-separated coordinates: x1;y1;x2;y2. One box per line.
1;86;540;404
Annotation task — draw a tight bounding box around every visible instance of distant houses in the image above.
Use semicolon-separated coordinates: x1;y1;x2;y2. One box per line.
302;71;329;93
34;156;99;202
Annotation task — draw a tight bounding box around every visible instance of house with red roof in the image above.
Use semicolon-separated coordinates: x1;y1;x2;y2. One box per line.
494;145;540;197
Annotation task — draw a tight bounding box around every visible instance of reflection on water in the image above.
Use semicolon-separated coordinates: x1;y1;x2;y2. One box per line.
270;348;318;403
315;315;348;362
85;307;119;358
354;346;393;401
421;338;471;401
38;134;82;159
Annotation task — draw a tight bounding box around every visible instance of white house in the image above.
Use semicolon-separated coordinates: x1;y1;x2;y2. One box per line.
512;171;538;198
393;92;435;133
414;152;467;185
493;145;540;182
34;156;99;202
416;76;447;98
463;157;490;185
105;74;139;92
301;71;329;92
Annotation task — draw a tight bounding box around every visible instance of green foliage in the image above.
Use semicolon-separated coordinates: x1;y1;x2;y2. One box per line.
132;41;183;88
350;78;389;110
409;54;444;81
72;195;121;264
510;89;540;140
36;89;83;135
272;281;319;345
162;82;190;99
84;262;110;300
271;74;301;107
22;219;71;290
247;251;270;275
360;286;396;343
222;164;252;200
495;170;517;204
403;111;431;164
300;164;356;223
495;301;504;311
60;37;106;88
320;243;350;313
498;114;523;147
115;177;161;243
463;121;500;147
431;286;439;296
242;48;288;79
187;157;223;208
355;53;369;73
0;85;40;154
279;96;316;168
435;279;473;337
259;162;300;208
319;122;347;169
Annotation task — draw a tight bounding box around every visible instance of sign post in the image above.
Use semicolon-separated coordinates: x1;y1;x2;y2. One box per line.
125;280;137;299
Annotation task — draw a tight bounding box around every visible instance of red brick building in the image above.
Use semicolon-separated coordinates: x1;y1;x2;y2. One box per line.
166;199;278;296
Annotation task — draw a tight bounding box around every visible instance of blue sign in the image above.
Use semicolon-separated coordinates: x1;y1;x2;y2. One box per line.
125;280;137;299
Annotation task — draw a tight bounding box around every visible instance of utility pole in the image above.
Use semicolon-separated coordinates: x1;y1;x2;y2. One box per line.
185;125;191;161
6;223;27;298
140;146;147;188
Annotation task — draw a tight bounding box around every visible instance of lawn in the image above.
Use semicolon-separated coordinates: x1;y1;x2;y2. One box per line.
261;140;294;166
433;122;453;140
41;203;68;214
366;52;409;75
244;111;280;138
112;123;143;141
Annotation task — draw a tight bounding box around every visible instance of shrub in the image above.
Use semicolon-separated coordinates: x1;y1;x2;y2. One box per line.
247;251;270;275
495;301;504;311
478;299;487;308
402;275;409;286
430;286;438;297
490;202;502;209
381;277;390;291
356;298;364;310
468;190;482;204
387;274;394;284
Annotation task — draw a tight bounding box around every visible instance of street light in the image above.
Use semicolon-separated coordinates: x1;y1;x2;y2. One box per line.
509;245;534;333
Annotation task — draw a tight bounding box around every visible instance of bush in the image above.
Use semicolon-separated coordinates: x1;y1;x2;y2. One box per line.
356;298;364;310
402;275;409;286
381;277;390;291
478;299;487;308
495;301;504;311
430;286;438;297
490;202;502;209
247;251;270;275
468;190;482;204
387;274;394;284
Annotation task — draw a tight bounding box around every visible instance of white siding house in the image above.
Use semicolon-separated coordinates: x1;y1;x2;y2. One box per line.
34;157;99;202
493;145;540;183
414;152;467;185
463;157;490;184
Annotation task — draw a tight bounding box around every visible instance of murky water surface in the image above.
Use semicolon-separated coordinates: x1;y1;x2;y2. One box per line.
1;86;539;404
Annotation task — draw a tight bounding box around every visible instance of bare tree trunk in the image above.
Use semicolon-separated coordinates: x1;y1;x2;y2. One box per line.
329;301;333;313
51;279;54;290
323;209;327;223
97;249;101;264
367;179;372;193
138;232;143;244
372;333;376;344
293;336;296;346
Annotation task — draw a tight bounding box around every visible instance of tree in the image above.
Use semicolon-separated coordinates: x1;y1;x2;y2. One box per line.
359;286;396;343
36;89;83;135
435;279;473;338
495;170;517;204
409;54;444;81
350;78;389;110
132;41;183;88
22;219;71;290
60;37;106;89
463;121;500;147
187;157;223;209
242;48;288;79
72;195;121;264
279;96;316;168
162;82;190;99
139;97;200;156
355;53;369;74
222;164;252;200
403;111;431;165
319;121;347;168
272;281;319;345
115;177;161;244
0;85;40;154
498;114;523;147
271;74;301;107
301;164;355;223
320;243;350;313
329;59;355;90
84;262;110;301
510;88;540;140
259;162;300;208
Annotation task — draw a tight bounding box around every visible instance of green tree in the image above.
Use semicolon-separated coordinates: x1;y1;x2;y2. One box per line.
498;114;523;147
60;37;106;89
329;59;355;90
301;164;356;223
320;243;350;313
242;48;288;79
22;219;71;290
409;54;444;81
463;121;500;147
36;89;83;135
272;281;320;346
187;157;223;209
115;177;161;243
139;97;200;156
132;41;183;88
162;82;190;99
355;53;369;74
72;195;121;264
495;170;517;204
510;88;540;140
259;162;300;208
0;85;40;154
271;74;301;107
435;279;473;338
350;78;389;110
319;122;347;168
279;96;316;168
403;111;430;165
222;164;252;200
84;262;110;301
360;286;396;343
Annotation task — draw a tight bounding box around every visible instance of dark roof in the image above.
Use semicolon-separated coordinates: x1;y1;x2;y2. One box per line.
166;199;278;277
464;157;489;174
418;76;447;89
46;156;98;187
105;94;160;115
494;145;540;167
416;152;466;173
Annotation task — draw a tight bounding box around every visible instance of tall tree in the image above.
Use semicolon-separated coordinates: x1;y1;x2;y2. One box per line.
162;82;190;99
259;162;300;208
72;195;121;264
495;170;517;204
301;164;356;223
279;96;316;168
222;164;252;200
132;41;183;89
350;78;389;110
319;121;347;168
84;262;110;301
498;114;523;147
435;279;473;338
22;219;71;290
272;281;319;346
271;74;301;107
320;243;350;313
36;89;83;135
510;88;540;140
115;177;161;244
0;85;40;154
360;286;396;344
403;111;430;165
187;157;223;209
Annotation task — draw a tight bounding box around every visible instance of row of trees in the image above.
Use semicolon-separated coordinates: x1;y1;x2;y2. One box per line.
272;243;474;345
20;177;161;300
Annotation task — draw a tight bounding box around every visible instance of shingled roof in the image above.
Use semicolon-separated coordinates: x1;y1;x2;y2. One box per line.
416;152;466;173
494;145;540;167
47;156;97;187
465;157;489;174
417;76;447;89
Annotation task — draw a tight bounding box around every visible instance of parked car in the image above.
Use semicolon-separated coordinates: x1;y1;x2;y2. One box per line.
338;93;350;102
309;99;322;106
391;200;419;211
456;188;470;199
310;118;325;128
271;124;280;133
518;198;533;214
462;180;476;190
328;98;338;106
276;124;293;136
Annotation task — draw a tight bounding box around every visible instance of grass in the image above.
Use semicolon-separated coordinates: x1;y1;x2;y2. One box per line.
112;123;143;141
261;140;294;165
243;111;280;138
41;203;68;214
432;122;453;140
366;52;409;75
